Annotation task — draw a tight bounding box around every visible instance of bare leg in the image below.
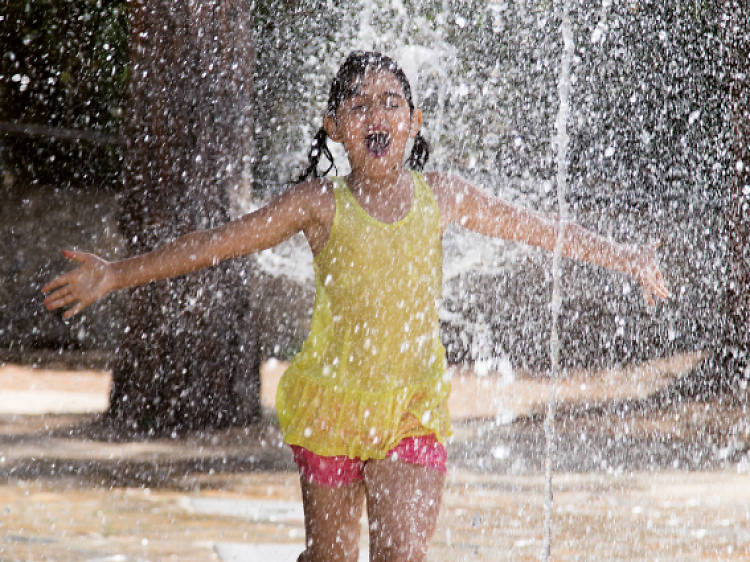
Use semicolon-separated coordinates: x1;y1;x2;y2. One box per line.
363;458;445;562
297;476;366;562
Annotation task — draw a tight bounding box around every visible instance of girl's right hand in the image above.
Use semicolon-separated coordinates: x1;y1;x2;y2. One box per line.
42;250;114;319
632;242;669;307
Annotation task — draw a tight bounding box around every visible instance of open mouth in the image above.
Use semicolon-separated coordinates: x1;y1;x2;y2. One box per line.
365;132;391;157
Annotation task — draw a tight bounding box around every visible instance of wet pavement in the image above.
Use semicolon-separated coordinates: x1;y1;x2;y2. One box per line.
3;456;750;561
1;357;750;560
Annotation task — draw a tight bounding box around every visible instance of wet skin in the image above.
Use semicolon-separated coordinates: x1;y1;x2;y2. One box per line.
298;458;445;562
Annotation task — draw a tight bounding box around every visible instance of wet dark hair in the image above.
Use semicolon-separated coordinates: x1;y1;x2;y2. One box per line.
296;51;430;183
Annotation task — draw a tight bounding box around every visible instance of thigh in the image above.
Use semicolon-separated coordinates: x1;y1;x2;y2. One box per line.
298;476;366;562
363;458;446;562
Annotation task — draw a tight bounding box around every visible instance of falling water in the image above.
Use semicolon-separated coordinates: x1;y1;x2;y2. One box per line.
543;0;574;559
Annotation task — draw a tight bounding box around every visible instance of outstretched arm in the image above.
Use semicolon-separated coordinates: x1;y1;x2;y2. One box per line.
42;180;332;318
428;172;669;305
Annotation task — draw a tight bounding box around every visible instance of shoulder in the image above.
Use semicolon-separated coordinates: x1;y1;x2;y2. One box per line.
424;171;476;196
423;171;480;218
281;177;336;218
252;178;336;235
427;172;497;226
290;178;338;254
297;178;338;236
286;176;334;199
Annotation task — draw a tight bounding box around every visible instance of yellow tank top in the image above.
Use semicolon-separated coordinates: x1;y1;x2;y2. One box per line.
276;171;451;459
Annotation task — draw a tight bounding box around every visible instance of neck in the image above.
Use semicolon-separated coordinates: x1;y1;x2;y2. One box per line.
347;166;407;198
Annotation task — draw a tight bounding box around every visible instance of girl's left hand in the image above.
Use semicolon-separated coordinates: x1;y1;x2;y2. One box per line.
42;250;114;319
632;242;669;306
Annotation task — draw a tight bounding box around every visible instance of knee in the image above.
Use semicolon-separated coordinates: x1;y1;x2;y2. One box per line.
370;542;428;562
369;523;429;562
300;535;361;562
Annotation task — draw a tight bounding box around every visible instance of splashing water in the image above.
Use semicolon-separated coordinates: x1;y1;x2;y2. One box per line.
2;1;744;560
251;0;521;372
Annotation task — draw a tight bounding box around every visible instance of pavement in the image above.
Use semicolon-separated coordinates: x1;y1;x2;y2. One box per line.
2;353;750;561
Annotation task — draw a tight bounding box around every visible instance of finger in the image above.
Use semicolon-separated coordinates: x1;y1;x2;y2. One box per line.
643;286;655;307
62;250;89;263
43;287;70;308
642;264;666;291
648;279;668;300
63;302;87;319
650;279;669;301
45;293;79;311
43;293;64;310
657;280;669;297
51;285;72;298
41;274;72;294
651;273;669;298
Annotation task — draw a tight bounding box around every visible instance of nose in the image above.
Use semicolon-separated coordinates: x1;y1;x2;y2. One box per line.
371;102;387;116
367;107;388;130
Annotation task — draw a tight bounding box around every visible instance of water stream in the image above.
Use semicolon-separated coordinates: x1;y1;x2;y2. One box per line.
544;0;574;558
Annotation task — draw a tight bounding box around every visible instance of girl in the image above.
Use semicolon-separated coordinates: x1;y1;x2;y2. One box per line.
43;51;668;562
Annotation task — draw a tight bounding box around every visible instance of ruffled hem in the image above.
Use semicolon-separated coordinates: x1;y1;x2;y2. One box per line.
276;366;452;460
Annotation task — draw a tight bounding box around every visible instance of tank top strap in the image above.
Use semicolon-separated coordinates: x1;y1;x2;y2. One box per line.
410;170;439;215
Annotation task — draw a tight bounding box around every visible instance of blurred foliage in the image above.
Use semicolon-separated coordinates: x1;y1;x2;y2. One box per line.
0;0;129;189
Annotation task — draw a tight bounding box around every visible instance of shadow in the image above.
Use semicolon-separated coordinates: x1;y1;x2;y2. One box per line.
0;409;296;490
448;378;749;475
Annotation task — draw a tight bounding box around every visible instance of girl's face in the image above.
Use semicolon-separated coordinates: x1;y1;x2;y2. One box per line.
324;68;422;180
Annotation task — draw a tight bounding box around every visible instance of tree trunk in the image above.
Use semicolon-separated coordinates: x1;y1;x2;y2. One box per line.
110;0;259;434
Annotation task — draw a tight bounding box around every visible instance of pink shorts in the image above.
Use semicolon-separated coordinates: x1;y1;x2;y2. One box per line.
291;434;447;487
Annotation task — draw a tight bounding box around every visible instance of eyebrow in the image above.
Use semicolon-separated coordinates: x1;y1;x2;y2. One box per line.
349;91;405;101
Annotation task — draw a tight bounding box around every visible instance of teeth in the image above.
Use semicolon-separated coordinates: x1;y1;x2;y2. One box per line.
365;132;390;155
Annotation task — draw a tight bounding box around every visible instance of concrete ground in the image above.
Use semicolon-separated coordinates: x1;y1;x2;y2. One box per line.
1;355;749;561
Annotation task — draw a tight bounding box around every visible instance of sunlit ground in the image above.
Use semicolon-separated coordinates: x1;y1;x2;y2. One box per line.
1;356;748;561
1;469;749;561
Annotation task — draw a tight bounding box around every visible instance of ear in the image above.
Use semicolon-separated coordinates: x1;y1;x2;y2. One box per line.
409;108;423;139
323;115;342;143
